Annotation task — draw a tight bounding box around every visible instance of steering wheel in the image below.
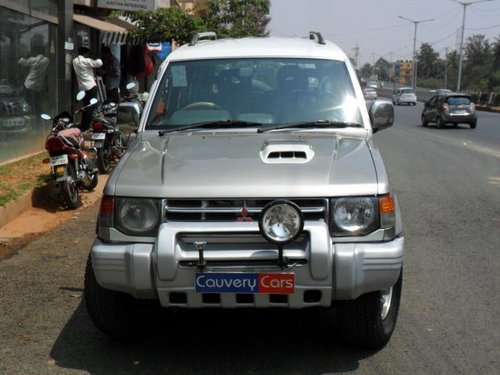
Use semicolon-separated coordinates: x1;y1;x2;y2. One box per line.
182;102;222;111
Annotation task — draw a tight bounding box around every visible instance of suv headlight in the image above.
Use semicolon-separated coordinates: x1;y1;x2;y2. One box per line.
331;197;378;235
330;195;396;237
113;198;161;236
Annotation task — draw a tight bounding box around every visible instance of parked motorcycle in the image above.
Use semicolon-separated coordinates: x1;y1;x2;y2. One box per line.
91;82;138;173
41;94;99;209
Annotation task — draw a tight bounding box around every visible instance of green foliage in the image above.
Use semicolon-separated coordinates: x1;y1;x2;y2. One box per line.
128;1;270;45
199;0;270;38
128;6;200;45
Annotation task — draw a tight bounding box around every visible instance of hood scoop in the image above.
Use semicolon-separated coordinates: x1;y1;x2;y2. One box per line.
260;140;315;164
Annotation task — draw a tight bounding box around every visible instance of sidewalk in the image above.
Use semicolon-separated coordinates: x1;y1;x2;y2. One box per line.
0;175;107;259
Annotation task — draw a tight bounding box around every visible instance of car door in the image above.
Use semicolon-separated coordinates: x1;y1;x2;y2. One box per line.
424;96;438;122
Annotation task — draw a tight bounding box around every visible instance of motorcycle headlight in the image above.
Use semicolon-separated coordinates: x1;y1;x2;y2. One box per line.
115;198;161;236
330;197;379;236
259;200;304;244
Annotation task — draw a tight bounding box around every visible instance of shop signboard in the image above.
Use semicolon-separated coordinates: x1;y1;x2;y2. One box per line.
97;0;156;11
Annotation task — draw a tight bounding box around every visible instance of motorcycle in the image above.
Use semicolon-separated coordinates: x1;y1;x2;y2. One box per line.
91;82;138;173
41;94;99;209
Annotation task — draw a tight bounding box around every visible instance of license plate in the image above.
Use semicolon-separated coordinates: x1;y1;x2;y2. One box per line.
453;110;467;115
195;272;295;294
49;154;68;166
92;132;106;140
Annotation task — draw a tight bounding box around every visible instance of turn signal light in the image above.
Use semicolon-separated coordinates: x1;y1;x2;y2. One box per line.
42;158;50;163
379;194;395;214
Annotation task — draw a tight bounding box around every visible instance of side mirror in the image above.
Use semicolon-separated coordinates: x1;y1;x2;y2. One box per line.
76;91;85;101
370;100;394;133
40;113;51;121
90;98;99;105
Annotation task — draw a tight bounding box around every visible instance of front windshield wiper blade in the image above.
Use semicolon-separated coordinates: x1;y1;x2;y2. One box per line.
158;120;262;136
257;120;363;133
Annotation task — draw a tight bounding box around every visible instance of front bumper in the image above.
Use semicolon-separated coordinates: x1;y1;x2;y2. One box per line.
91;221;404;308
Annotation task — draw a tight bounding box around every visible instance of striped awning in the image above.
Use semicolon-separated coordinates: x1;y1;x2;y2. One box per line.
73;14;131;46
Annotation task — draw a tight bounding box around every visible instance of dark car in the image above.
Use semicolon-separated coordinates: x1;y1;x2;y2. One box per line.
422;93;477;129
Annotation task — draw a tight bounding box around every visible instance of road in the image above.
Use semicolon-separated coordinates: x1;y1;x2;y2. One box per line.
0;105;499;374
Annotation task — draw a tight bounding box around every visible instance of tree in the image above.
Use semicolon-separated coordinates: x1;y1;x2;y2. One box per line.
463;34;492;90
416;43;439;79
128;6;201;45
359;63;373;79
374;58;390;81
198;0;270;38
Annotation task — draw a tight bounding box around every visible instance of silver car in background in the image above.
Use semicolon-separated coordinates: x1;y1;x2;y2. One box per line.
84;32;404;349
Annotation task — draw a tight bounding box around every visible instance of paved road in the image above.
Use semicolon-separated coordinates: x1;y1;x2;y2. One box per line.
0;106;499;374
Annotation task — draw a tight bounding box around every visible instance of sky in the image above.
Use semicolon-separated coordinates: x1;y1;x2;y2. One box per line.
268;0;500;67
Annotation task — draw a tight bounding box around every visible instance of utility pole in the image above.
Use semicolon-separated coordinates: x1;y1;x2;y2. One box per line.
398;15;433;89
444;47;448;89
451;0;493;92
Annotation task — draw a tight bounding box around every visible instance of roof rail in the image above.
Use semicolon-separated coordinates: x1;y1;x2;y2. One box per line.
189;31;218;46
309;31;325;45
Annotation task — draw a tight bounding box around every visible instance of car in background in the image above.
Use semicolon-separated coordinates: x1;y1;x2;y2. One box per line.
392;87;417;106
421;92;477;129
368;80;378;89
0;80;33;134
363;87;377;100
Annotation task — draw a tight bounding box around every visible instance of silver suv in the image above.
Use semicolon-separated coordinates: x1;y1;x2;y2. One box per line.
84;32;404;349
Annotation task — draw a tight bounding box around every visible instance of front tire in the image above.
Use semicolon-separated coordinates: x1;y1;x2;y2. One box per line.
436;116;444;129
336;271;403;349
469;121;477;129
421;114;428;127
84;254;158;338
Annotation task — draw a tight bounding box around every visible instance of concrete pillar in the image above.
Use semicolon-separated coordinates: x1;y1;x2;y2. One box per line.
57;0;73;114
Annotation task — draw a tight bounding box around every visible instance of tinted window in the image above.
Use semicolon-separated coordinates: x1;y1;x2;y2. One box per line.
447;96;471;105
401;88;414;94
146;58;363;128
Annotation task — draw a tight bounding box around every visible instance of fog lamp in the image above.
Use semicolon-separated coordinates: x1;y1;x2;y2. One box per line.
259;200;304;244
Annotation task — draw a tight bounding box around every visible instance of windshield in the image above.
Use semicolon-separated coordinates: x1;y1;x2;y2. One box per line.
145;58;363;130
401;88;414;94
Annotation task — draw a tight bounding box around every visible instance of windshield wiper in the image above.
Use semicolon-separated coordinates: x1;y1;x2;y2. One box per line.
257;120;363;133
158;120;262;136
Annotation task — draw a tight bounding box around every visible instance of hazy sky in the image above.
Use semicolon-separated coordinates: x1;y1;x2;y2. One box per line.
268;0;500;66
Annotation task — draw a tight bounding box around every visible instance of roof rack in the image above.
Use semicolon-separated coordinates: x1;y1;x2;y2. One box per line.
189;31;218;46
309;31;325;45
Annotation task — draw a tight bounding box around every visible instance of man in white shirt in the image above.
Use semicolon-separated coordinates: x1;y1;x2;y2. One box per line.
73;47;103;131
18;46;49;116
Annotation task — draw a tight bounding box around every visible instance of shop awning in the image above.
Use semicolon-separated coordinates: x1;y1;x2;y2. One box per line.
73;14;130;45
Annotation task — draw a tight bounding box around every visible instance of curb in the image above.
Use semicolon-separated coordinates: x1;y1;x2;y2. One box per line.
0;191;33;230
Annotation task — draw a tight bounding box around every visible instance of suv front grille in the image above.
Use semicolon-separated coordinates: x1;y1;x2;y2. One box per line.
164;198;328;222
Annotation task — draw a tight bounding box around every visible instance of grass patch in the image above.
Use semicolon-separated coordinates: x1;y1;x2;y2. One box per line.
0;153;50;207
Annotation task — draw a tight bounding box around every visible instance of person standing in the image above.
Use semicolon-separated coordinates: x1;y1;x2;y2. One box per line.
73;47;102;131
18;45;49;117
101;46;121;103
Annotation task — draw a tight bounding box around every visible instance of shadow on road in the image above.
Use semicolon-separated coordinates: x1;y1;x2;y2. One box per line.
50;302;376;374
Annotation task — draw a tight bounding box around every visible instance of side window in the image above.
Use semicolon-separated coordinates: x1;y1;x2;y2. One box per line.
429;96;438;105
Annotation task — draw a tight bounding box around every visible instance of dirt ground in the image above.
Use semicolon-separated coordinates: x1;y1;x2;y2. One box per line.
0;174;107;261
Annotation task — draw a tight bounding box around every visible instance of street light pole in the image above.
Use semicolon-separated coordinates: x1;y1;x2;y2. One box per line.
452;0;492;92
398;15;433;89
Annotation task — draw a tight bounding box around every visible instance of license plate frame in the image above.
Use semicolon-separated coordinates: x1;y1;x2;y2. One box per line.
49;154;68;166
91;132;106;140
195;272;295;294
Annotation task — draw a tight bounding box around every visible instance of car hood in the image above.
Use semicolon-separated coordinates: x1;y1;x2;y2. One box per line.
108;131;381;198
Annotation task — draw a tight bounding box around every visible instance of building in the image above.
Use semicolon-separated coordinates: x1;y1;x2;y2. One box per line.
0;0;188;163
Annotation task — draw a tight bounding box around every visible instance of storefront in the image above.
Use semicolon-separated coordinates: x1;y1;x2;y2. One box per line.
0;0;59;163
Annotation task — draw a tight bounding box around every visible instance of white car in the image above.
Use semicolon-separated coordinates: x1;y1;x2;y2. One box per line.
393;87;417;106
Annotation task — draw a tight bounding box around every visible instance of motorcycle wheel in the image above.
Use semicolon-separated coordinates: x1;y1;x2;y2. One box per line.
81;159;99;191
61;163;80;209
97;141;112;174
